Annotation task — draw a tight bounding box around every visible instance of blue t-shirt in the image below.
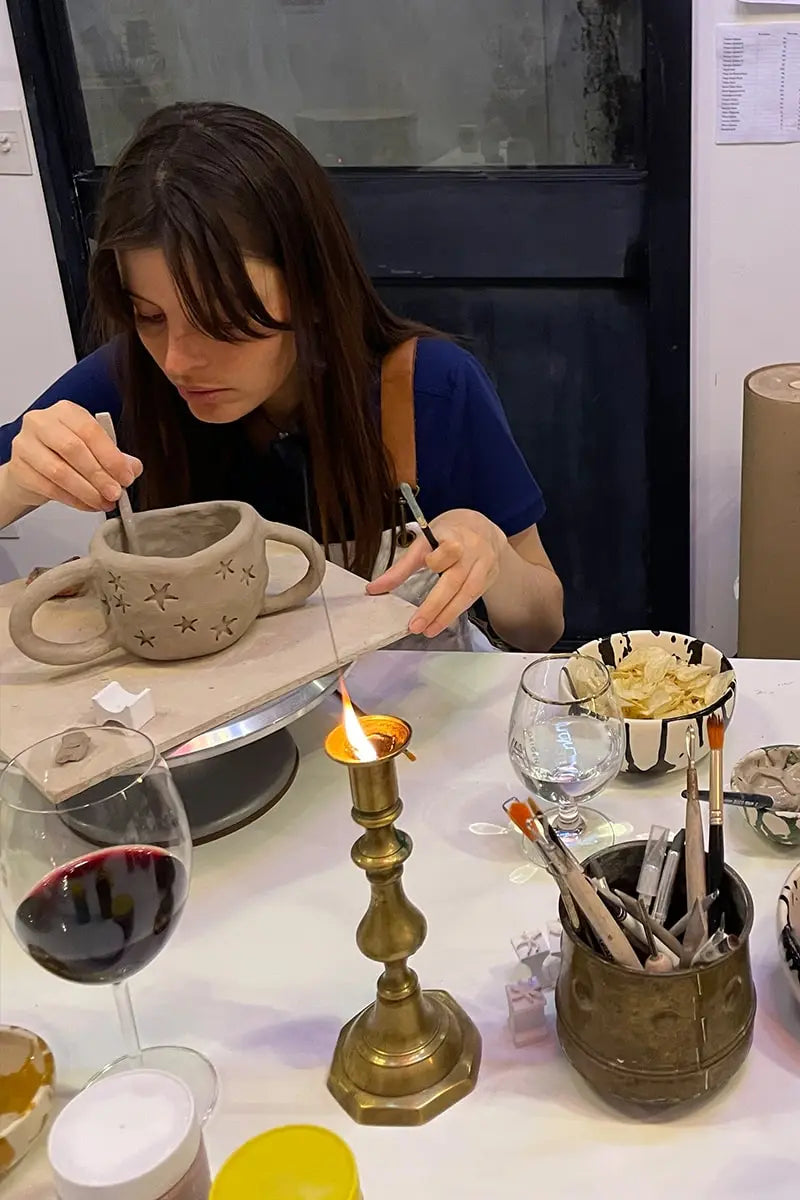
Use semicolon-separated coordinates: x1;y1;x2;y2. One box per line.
0;338;544;537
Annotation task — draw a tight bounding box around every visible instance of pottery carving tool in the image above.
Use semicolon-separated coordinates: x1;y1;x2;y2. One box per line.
96;412;142;554
683;724;708;943
611;890;684;960
651;829;685;926
707;714;726;934
399;482;439;552
636;825;670;914
638;899;673;973
681;899;708;964
668;891;717;938
504;800;642;970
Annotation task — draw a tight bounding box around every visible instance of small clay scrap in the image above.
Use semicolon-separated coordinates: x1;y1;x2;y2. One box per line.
54;730;91;765
26;558;85;598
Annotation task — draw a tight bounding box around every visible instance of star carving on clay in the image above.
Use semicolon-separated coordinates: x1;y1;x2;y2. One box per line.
144;582;179;611
174;615;198;633
216;559;235;579
135;630;155;647
100;593;111;615
106;572;123;590
211;614;238;640
240;565;256;586
113;594;131;614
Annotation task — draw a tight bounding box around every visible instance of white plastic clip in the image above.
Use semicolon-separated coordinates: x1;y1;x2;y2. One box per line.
92;682;155;730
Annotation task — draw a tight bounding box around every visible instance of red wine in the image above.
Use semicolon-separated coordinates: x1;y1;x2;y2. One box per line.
15;845;188;985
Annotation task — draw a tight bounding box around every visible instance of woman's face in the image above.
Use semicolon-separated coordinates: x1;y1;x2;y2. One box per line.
118;248;297;424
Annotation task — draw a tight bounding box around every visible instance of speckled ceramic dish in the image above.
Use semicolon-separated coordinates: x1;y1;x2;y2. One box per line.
575;630;736;776
777;865;800;1005
733;746;800;847
0;1025;55;1176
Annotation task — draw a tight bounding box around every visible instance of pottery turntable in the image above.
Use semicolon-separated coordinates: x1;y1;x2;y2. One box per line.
0;520;415;844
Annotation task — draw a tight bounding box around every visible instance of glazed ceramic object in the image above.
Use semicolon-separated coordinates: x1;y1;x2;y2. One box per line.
0;1025;55;1176
576;630;736;775
777;864;800;1004
733;746;800;848
9;501;326;666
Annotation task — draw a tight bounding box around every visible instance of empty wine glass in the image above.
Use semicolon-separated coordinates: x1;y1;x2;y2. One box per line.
508;655;624;857
0;724;217;1121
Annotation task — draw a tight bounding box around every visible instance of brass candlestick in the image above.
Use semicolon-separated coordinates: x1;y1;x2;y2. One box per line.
325;713;481;1125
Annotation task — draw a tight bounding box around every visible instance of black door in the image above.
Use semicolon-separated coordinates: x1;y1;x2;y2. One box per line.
9;0;690;646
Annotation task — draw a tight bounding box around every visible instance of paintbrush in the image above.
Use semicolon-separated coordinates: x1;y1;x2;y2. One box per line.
683;724;708;943
504;800;642;969
684;789;797;815
96;412;141;554
399;482;439;552
504;799;581;933
707;714;725;934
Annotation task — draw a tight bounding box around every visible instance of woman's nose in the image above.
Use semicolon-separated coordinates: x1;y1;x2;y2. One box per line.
163;329;210;378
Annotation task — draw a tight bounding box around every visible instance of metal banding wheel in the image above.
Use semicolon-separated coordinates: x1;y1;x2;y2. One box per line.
57;667;345;846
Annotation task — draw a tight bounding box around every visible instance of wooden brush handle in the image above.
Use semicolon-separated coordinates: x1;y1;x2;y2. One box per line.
562;862;643;970
685;793;708;936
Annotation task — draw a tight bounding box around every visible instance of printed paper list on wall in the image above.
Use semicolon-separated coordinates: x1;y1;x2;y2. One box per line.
716;24;800;143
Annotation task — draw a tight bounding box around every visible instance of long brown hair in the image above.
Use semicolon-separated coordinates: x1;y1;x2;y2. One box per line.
89;101;433;576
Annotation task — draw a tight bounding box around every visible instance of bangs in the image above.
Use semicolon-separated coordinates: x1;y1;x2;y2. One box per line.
140;183;290;343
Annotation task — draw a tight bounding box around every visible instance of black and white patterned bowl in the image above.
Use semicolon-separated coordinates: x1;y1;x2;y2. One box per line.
575;630;737;776
733;747;800;847
777;865;800;1005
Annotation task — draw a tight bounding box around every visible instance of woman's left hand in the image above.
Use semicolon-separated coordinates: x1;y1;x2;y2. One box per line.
366;508;506;638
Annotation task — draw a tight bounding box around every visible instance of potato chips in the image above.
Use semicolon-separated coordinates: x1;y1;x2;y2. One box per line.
603;646;733;720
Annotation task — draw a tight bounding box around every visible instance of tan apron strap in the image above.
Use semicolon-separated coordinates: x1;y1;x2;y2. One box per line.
381;337;418;489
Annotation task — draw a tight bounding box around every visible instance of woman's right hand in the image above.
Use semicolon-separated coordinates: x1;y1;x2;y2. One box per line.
5;401;143;513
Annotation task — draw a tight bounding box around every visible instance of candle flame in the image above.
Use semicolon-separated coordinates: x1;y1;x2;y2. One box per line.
340;679;378;762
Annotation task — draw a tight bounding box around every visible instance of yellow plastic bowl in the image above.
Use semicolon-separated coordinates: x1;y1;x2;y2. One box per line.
211;1125;360;1200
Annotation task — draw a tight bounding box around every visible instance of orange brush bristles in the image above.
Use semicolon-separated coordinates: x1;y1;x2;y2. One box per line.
708;713;725;751
506;800;539;840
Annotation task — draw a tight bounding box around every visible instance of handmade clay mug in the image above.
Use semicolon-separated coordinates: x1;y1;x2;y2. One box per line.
9;501;326;666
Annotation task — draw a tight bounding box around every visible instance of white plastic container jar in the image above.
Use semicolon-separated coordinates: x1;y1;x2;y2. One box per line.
48;1069;211;1200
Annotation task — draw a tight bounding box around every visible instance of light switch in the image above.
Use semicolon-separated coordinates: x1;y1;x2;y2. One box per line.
0;109;32;176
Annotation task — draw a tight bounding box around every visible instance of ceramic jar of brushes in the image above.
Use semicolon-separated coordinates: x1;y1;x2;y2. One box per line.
555;841;756;1110
9;501;326;666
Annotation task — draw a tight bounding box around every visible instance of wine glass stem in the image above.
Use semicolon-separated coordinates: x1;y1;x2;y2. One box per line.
554;795;584;833
113;981;143;1065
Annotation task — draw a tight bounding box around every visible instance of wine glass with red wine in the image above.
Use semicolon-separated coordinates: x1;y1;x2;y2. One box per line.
0;724;217;1121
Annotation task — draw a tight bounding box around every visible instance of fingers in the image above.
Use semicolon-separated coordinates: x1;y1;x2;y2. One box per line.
11;402;143;513
366;533;430;594
409;561;485;638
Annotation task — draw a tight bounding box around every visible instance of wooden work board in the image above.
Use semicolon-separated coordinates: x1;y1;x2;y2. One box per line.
0;544;415;801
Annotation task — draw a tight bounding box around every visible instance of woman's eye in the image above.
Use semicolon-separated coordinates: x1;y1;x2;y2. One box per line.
133;311;165;327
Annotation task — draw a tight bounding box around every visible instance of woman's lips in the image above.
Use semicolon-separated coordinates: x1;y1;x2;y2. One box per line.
177;387;231;404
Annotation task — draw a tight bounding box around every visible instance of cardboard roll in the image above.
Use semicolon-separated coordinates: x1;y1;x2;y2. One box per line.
738;364;800;659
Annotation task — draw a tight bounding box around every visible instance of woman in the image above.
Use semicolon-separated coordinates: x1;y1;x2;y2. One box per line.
0;103;563;651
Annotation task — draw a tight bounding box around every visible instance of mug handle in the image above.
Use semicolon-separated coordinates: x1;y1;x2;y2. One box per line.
258;521;326;616
8;558;117;667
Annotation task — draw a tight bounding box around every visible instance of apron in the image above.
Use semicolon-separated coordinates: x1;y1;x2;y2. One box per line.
330;338;495;653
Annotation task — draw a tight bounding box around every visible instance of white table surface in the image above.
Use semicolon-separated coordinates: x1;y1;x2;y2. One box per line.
6;652;800;1199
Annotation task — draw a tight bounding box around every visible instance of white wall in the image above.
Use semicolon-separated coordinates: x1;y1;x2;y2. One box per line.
0;0;99;583
692;0;800;654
